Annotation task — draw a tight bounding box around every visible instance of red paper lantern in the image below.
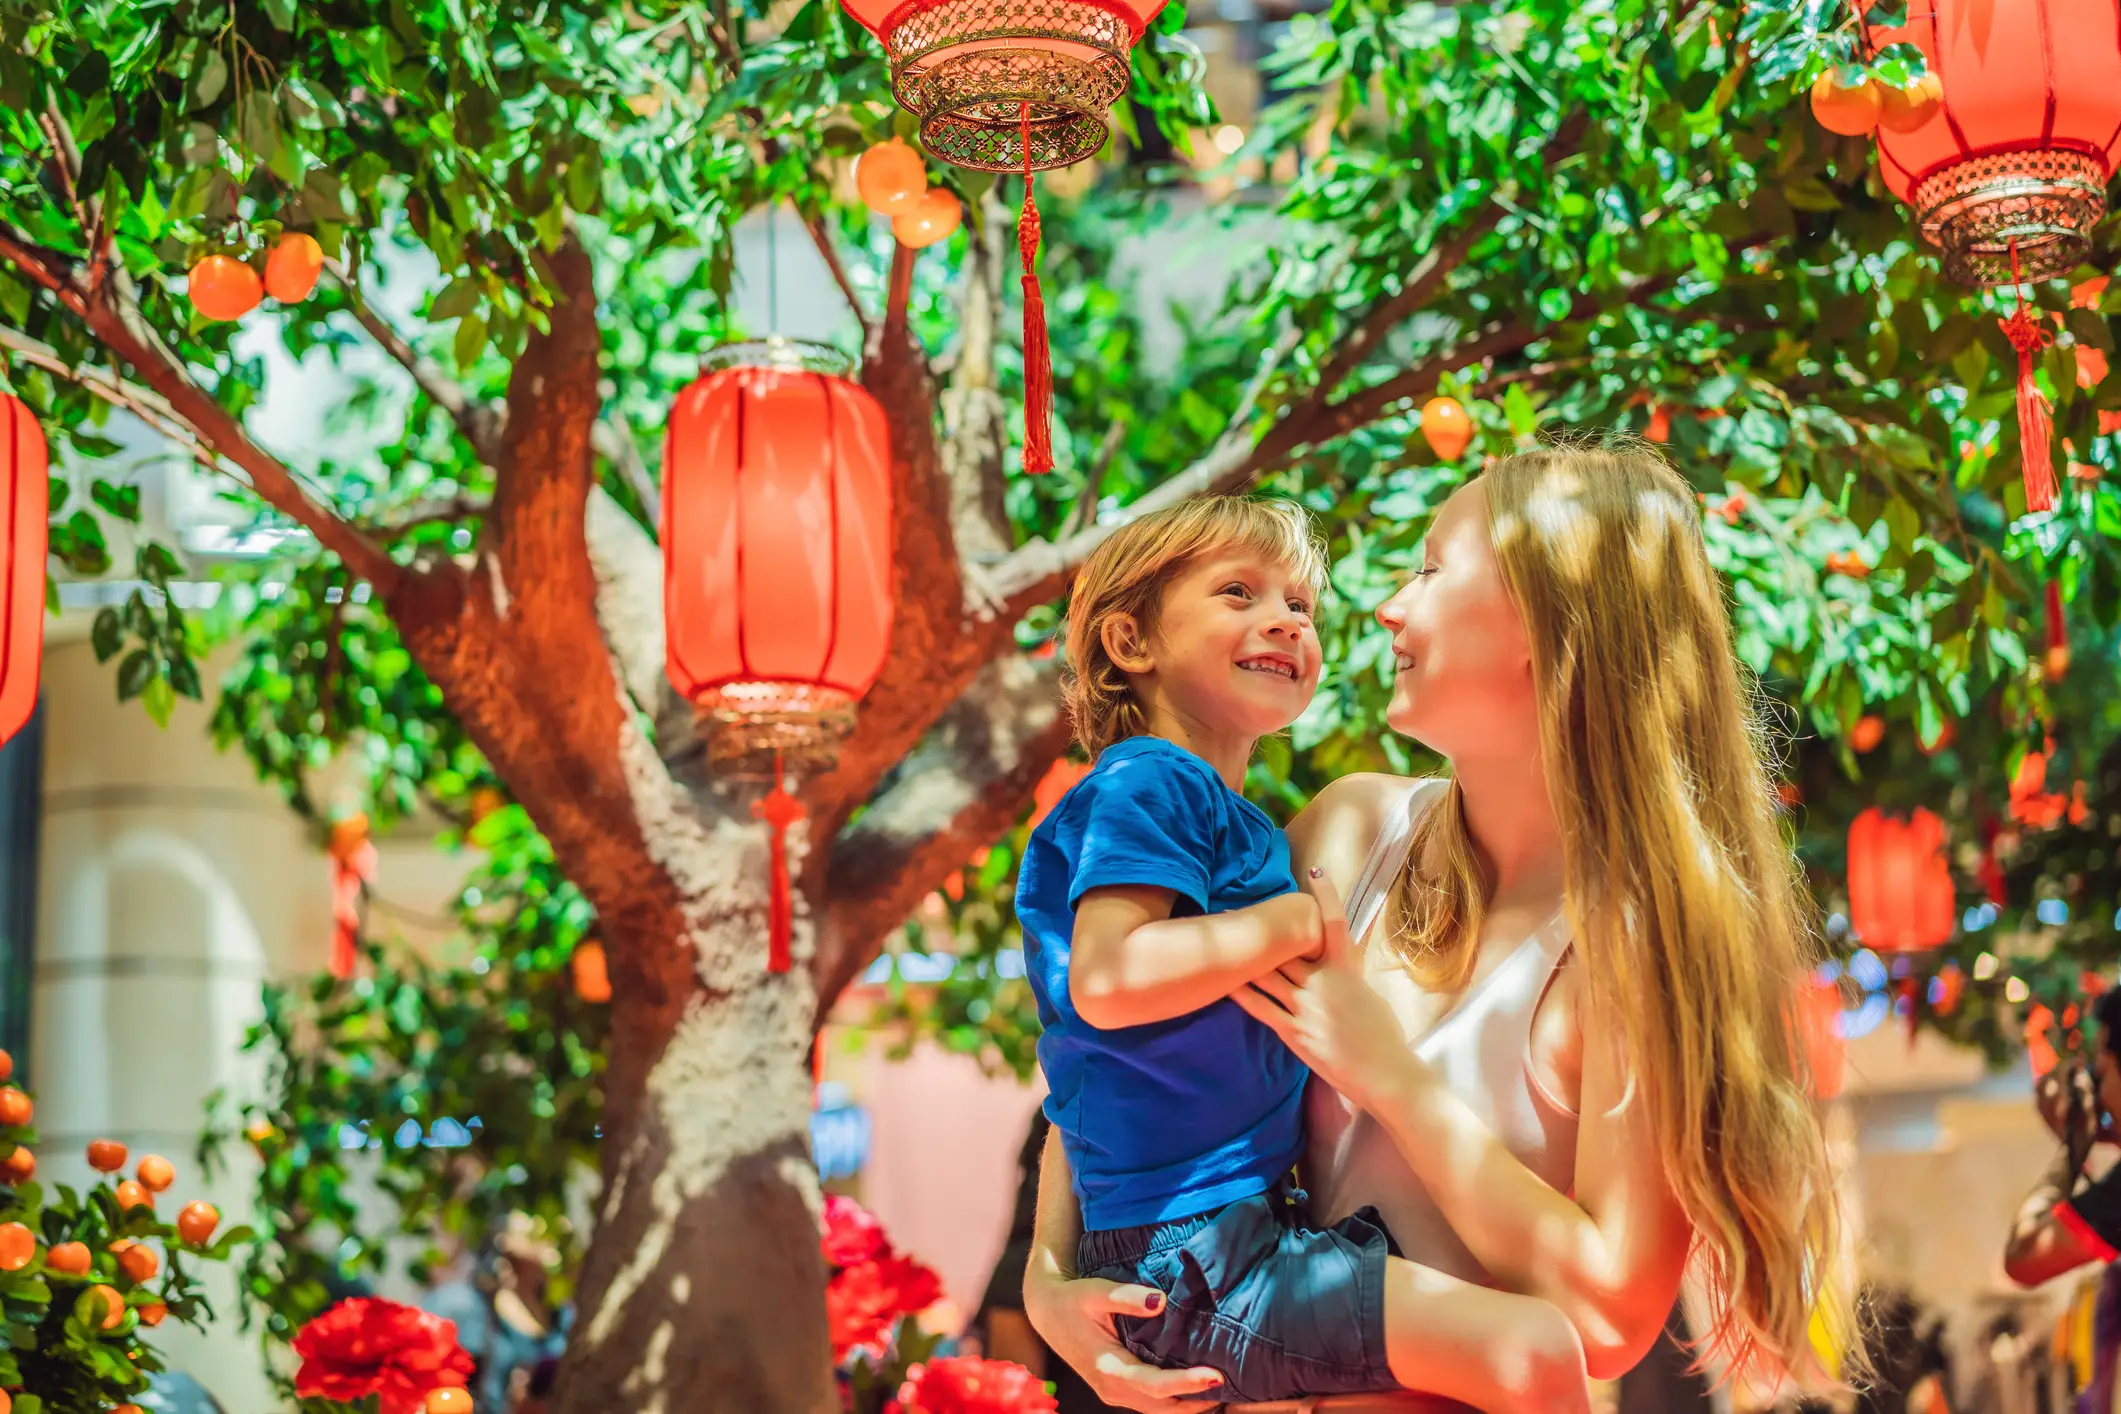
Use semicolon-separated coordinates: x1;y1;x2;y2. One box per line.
662;341;894;765
1866;0;2121;287
0;397;43;746
1846;806;1955;952
1800;978;1846;1102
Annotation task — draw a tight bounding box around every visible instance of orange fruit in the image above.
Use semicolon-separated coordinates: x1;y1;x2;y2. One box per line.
135;1154;174;1192
244;1118;276;1147
138;1302;167;1327
1877;71;1943;133
1850;714;1886;754
855;139;927;216
2047;644;2073;679
1420;396;1474;461
117;1243;158;1283
0;1049;14;1083
0;1089;33;1127
1810;71;1883;135
1644;405;1671;444
329;813;370;863
0;1390;12;1414
176;1201;219;1247
89;1284;124;1329
46;1241;89;1275
470;788;506;823
87;1140;127;1173
188;255;263;322
115;1406;144;1414
1776;782;1803;809
0;1223;32;1271
2;1147;34;1183
426;1388;474;1414
572;941;612;1004
891;188;962;250
1920;720;1956;756
263;232;324;303
113;1180;152;1212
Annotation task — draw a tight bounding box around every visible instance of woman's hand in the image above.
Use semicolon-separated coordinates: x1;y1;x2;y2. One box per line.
1232;870;1426;1114
1021;1270;1223;1412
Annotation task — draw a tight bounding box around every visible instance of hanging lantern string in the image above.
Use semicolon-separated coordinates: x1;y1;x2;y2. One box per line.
753;749;806;975
1018;102;1055;475
1998;237;2059;513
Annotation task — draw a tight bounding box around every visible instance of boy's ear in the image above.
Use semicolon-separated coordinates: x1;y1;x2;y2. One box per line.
1100;613;1154;674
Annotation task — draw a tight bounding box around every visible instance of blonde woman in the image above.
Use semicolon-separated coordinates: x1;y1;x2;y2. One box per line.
1023;445;1851;1412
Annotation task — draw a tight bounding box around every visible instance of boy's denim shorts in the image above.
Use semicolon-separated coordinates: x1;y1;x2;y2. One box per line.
1079;1177;1400;1404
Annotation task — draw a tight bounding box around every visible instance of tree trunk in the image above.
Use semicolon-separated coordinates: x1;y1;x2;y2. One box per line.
554;961;831;1414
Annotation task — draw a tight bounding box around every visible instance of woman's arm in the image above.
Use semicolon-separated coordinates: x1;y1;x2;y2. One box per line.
1071;887;1322;1030
1361;997;1690;1378
1020;1130;1226;1412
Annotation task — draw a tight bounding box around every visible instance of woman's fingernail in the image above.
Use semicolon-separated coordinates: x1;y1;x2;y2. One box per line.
1308;867;1324;879
1144;1292;1164;1313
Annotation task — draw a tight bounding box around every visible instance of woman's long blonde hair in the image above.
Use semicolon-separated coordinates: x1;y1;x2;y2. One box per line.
1389;442;1853;1383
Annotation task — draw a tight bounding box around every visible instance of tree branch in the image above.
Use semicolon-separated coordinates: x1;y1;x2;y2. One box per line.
1304;204;1506;405
0;235;408;592
881;243;916;349
583;486;693;745
939;196;1011;570
805;212;873;347
367;494;490;539
330;264;503;462
0;323;215;462
815;651;1071;1011
591;419;660;530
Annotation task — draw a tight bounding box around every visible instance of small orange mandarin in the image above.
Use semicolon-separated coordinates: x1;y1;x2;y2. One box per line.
426;1388;474;1414
0;1089;33;1127
87;1140;127;1173
188;255;264;322
263;232;325;303
89;1284;125;1329
1419;396;1474;461
0;1048;14;1082
0;1389;12;1414
115;1406;144;1414
117;1243;158;1283
0;1223;33;1271
46;1241;90;1275
2;1148;34;1183
891;187;962;250
113;1180;153;1212
138;1302;167;1327
176;1201;219;1247
135;1154;174;1192
1810;71;1882;135
854;138;927;216
1850;715;1886;754
1877;72;1943;132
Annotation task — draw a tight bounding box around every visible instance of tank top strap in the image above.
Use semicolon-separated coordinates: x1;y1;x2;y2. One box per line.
1345;779;1448;946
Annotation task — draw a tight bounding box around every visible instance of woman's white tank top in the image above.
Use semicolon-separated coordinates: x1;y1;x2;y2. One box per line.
1301;779;1581;1285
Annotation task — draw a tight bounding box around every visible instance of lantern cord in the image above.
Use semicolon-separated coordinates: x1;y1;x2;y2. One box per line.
2046;577;2070;671
767;202;780;333
1019;103;1055;475
1998;238;2059;513
753;750;806;975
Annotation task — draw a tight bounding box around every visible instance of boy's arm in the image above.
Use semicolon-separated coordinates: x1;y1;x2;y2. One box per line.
1069;885;1320;1030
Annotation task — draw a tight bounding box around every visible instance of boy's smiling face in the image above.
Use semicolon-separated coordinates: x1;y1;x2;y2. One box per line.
1103;547;1321;747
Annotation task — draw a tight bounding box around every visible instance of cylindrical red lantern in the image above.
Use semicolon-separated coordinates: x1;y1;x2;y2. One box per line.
0;396;43;746
837;0;1171;173
1800;978;1847;1102
1867;0;2121;286
1846;806;1956;952
661;341;894;766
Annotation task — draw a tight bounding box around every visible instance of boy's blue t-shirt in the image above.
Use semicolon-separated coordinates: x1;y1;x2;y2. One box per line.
1017;735;1307;1231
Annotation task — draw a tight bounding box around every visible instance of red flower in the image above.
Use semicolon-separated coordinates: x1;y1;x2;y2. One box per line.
292;1297;473;1414
821;1194;888;1269
898;1357;1060;1414
827;1251;943;1356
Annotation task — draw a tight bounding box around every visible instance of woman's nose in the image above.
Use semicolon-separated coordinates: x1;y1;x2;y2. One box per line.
1375;587;1410;631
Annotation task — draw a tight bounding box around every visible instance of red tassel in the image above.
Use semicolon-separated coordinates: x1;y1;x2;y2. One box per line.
1977;816;2007;906
1018;104;1053;475
327;834;377;981
754;755;806;974
1999;242;2058;513
2046;578;2071;679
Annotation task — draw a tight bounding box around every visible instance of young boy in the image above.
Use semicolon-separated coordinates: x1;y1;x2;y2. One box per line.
1016;496;1409;1404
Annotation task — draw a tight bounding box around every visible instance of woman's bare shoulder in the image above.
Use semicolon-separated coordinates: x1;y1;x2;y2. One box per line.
1287;772;1435;875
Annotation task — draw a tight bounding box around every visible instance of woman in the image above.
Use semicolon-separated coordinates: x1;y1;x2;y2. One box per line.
1023;445;1852;1410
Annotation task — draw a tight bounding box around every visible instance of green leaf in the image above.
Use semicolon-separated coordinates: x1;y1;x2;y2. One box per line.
263;0;298;28
429;279;479;323
186;51;227;111
239;91;283;173
89;608;121;663
114;649;155;702
142;674;176;728
90;479;140;523
453;314;488;371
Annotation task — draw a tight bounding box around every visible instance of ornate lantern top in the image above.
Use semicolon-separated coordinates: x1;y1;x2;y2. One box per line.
1867;0;2121;285
839;0;1170;171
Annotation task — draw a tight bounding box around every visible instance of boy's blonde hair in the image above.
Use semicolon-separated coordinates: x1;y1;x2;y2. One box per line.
1061;495;1327;758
